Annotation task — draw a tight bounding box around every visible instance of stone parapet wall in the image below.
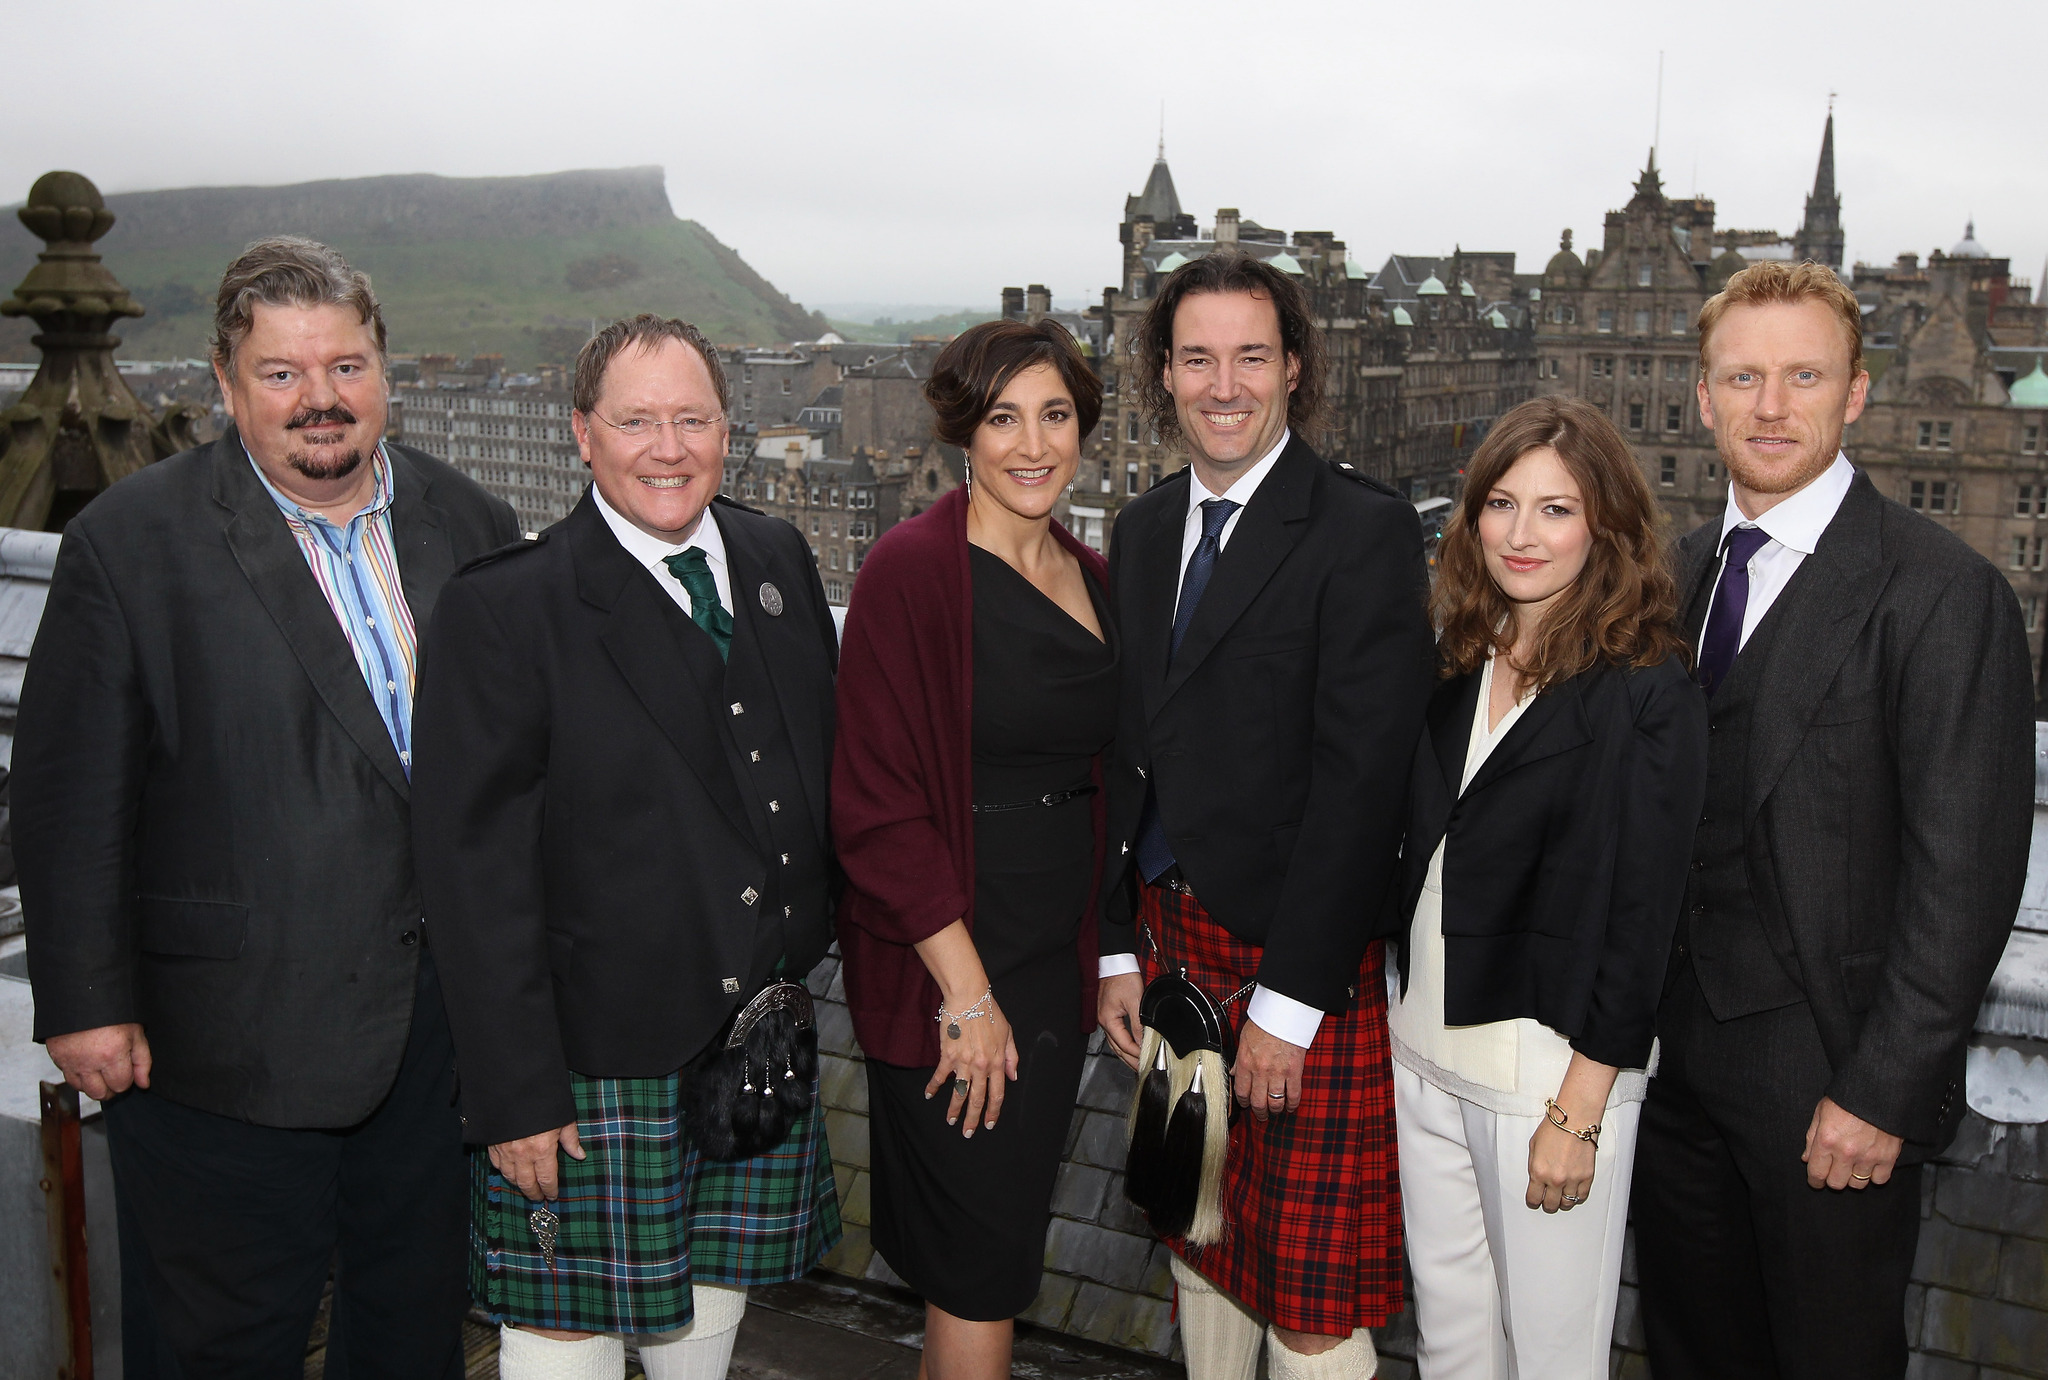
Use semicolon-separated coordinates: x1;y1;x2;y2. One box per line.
806;954;2047;1378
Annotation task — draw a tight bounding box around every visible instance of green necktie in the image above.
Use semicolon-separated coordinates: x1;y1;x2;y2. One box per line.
661;547;733;661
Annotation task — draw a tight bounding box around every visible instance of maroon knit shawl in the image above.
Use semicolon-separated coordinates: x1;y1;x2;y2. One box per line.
831;484;1107;1066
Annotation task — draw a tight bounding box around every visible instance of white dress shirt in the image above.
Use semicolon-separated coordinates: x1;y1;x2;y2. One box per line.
592;484;732;621
1100;429;1326;1049
1706;452;1855;650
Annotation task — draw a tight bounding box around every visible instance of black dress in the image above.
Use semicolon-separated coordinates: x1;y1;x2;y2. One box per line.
866;545;1118;1321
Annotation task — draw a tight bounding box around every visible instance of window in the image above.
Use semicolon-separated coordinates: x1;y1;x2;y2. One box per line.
1704;459;1718;480
1548;359;1562;379
1102;419;1114;443
1911;480;1952;513
1149;463;1162;489
2035;536;2046;572
1664;358;1685;381
780;377;791;395
1563;305;1576;325
1659;455;1676;487
2028;596;2042;633
1126;412;1141;444
1633;309;1652;335
1937;422;1954;450
1917;421;1934;450
1590;357;1614;379
1627;358;1650;380
2025;424;2040;454
2013;536;2030;570
1637;264;1654;287
809;516;820;535
2018;485;2036;517
1671;308;1689;335
1666;403;1683;433
742;367;753;384
828;518;839;538
1628;402;1646;430
826;579;845;602
1126;462;1139;495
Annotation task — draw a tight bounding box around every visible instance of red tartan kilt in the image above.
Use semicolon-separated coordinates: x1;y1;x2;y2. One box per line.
1139;883;1405;1335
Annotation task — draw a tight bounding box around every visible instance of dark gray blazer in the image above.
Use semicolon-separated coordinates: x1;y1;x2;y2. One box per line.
1674;470;2033;1148
14;430;518;1128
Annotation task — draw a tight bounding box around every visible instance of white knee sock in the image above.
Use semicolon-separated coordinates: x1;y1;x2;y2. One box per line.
496;1326;626;1380
635;1283;748;1380
1170;1254;1262;1380
1266;1323;1379;1379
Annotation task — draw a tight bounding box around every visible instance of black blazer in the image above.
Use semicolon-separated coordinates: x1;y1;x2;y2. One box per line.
1672;471;2033;1148
411;493;839;1145
1394;658;1709;1069
1100;435;1436;1012
14;431;518;1128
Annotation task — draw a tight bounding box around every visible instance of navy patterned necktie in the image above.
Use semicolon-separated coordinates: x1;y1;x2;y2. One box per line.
1171;499;1240;657
1695;525;1771;697
661;546;732;662
1135;497;1242;883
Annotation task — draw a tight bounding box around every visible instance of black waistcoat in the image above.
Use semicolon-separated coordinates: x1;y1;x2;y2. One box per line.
1675;567;1807;1019
716;591;832;987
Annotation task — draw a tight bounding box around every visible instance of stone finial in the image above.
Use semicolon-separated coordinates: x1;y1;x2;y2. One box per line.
1561;229;1573;253
0;170;202;531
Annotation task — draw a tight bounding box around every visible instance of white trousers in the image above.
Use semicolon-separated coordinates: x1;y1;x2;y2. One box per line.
1392;1063;1640;1380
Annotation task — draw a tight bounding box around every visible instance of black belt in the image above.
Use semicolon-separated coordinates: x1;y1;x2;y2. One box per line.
971;785;1097;813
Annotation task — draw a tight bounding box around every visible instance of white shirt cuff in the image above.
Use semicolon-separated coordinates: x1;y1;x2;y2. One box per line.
1098;953;1141;978
1247;985;1325;1048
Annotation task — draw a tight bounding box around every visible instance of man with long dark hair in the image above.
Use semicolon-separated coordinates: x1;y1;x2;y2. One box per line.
1096;254;1434;1378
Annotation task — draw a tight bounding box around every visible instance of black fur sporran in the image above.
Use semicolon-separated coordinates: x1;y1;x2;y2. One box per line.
681;980;818;1161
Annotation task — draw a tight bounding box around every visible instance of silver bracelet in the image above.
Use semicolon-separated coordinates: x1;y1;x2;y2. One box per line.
937;987;993;1039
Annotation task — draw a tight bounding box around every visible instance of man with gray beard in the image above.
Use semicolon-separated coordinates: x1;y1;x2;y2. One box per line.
15;237;518;1376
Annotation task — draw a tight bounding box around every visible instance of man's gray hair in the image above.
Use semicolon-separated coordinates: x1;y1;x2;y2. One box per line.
210;236;387;370
574;314;730;416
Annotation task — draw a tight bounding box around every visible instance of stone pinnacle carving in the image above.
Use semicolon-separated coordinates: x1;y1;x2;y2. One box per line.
0;170;204;530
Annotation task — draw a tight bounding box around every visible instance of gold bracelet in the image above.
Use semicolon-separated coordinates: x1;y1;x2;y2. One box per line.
1543;1098;1601;1147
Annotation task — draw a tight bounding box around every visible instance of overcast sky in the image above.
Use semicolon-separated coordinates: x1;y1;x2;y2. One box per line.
8;0;2045;315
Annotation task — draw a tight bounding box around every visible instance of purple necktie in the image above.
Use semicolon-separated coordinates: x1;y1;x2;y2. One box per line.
1696;525;1772;698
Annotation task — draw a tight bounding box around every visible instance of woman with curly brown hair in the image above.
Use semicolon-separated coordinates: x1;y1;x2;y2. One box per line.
1386;396;1708;1379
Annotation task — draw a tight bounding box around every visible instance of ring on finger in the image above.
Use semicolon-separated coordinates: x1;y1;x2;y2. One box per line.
953;1075;970;1096
1850;1170;1871;1181
1265;1090;1287;1100
1562;1193;1581;1204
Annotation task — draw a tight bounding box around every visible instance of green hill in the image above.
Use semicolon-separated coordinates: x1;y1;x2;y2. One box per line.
0;166;826;366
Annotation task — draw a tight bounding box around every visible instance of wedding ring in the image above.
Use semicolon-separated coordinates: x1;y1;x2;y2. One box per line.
1563;1194;1581;1204
1266;1090;1287;1099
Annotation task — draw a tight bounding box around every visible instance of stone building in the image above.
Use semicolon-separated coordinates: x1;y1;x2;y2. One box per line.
1369;251;1538;502
1532;153;1729;531
392;376;586;532
723;428;905;606
1844;243;2048;678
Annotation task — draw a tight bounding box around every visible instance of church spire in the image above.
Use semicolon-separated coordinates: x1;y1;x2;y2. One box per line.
1795;106;1845;271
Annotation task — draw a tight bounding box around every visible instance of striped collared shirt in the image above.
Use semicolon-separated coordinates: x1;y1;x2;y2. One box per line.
247;442;420;775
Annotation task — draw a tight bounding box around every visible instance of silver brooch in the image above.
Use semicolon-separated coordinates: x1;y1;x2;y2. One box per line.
759;582;784;616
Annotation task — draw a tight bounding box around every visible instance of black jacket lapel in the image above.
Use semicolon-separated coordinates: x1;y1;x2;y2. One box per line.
1744;475;1893;819
1678;521;1722;644
387;447;457;638
569;499;755;842
1161;437;1315;705
1430;670;1480;802
1462;672;1595;798
211;431;411;801
1136;478;1186;724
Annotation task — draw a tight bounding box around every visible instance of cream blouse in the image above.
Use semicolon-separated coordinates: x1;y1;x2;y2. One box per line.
1387;651;1653;1117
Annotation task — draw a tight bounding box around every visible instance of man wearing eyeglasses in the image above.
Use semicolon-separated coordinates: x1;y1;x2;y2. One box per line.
412;314;843;1379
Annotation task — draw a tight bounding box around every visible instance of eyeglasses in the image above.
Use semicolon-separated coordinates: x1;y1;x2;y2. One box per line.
590;411;726;445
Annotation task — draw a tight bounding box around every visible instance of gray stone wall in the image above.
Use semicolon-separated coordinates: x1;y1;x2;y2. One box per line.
806;953;2047;1378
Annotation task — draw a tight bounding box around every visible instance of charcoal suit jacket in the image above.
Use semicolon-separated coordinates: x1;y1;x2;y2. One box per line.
1672;470;2033;1149
15;429;518;1127
411;493;839;1146
1099;434;1436;1013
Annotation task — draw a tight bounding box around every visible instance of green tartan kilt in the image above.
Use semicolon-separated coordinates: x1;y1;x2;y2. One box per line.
470;1070;840;1333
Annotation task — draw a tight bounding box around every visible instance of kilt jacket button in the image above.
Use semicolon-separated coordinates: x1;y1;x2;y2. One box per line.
741;886;760;905
1120;841;1130;855
722;977;742;994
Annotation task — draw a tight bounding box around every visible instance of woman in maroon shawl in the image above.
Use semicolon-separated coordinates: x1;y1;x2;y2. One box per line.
833;319;1114;1380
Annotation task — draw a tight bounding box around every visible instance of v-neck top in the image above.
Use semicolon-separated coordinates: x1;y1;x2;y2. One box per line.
1387;650;1654;1115
967;545;1118;979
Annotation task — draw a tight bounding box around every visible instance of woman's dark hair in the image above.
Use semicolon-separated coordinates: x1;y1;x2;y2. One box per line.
1134;252;1327;451
923;319;1102;447
1433;396;1685;690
